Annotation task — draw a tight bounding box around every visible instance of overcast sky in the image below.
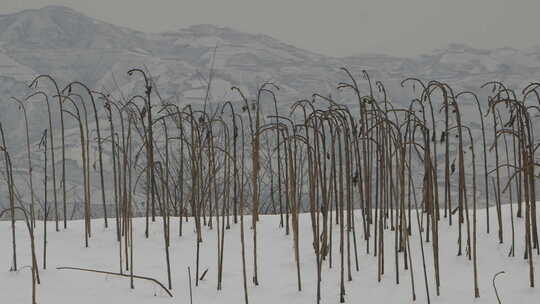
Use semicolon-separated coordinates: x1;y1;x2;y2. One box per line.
3;0;539;57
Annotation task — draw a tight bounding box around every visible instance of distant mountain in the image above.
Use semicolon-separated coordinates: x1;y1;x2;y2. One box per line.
0;6;538;212
2;7;540;105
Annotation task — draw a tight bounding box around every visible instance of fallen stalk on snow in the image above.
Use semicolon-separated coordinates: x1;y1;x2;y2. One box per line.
493;271;505;304
56;266;173;297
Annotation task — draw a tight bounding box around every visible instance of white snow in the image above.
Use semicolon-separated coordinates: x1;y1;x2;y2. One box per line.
0;51;36;81
1;205;539;303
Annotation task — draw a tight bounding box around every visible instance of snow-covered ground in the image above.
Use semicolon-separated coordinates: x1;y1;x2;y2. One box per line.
1;205;539;303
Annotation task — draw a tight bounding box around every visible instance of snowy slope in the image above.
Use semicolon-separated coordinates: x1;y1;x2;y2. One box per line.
0;6;539;209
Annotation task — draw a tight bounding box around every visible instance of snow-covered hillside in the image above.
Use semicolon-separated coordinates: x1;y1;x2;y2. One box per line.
0;5;539;209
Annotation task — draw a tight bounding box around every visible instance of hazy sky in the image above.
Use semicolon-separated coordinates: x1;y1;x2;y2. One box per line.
3;0;540;57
